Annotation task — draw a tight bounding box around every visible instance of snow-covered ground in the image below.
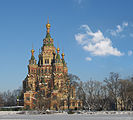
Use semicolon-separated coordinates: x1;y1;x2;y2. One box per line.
0;111;133;120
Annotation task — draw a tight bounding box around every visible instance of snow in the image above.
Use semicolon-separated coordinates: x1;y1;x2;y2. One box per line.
0;111;133;120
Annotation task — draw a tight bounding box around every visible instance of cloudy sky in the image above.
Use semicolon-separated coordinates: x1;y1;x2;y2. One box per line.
0;0;133;91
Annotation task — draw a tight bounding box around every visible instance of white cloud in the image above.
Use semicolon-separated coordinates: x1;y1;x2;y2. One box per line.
123;22;128;27
109;22;128;36
75;25;124;56
86;57;92;61
128;50;132;56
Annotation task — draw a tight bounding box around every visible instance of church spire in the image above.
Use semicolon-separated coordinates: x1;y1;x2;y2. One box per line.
61;51;66;65
43;18;54;46
46;17;51;34
31;44;35;57
29;44;36;65
62;52;65;59
56;47;61;63
61;48;64;59
30;44;36;64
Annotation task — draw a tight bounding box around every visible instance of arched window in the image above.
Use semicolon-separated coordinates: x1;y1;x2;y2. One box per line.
26;105;30;109
61;82;63;87
45;68;47;73
72;102;75;106
78;102;81;107
51;59;53;63
45;59;49;64
48;82;51;88
57;83;59;87
42;90;45;96
26;97;30;101
41;58;43;65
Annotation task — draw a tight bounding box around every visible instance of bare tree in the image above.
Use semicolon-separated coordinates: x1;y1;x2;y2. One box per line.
104;72;120;110
83;79;106;111
76;81;86;109
1;87;23;107
119;79;133;110
0;93;4;107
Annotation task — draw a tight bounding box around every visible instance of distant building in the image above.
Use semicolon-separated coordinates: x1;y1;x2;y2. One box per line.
117;97;133;111
23;19;82;110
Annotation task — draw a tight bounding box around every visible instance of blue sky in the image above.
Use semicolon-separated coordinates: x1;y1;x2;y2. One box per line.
0;0;133;91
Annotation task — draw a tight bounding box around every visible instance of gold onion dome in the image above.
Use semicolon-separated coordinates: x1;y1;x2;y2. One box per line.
31;48;35;60
31;49;34;56
62;53;65;56
46;23;51;29
62;53;65;60
57;48;60;52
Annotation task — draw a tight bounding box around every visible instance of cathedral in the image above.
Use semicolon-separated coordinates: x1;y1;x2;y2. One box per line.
23;19;82;110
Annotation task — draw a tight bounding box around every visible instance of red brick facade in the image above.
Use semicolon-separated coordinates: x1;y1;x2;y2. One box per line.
23;20;82;110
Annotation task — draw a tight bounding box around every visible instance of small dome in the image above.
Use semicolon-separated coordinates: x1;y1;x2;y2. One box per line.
57;48;60;51
31;49;35;56
31;49;34;53
46;23;51;29
62;53;65;56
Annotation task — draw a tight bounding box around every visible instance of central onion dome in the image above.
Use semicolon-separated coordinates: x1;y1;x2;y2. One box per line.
46;22;51;29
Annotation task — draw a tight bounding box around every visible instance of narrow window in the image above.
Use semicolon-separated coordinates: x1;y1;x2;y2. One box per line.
33;100;36;104
26;105;30;109
26;97;30;101
72;102;75;106
78;102;80;107
57;83;59;87
61;82;63;87
45;68;47;73
45;59;49;64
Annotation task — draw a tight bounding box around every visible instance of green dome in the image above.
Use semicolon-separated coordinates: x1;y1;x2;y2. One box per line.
62;59;65;64
56;53;61;63
31;55;35;60
46;33;51;39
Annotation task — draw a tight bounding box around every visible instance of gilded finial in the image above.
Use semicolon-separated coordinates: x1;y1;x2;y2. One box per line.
57;48;60;53
46;17;51;33
61;48;65;59
62;53;65;59
57;42;60;53
47;17;49;24
31;44;34;56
